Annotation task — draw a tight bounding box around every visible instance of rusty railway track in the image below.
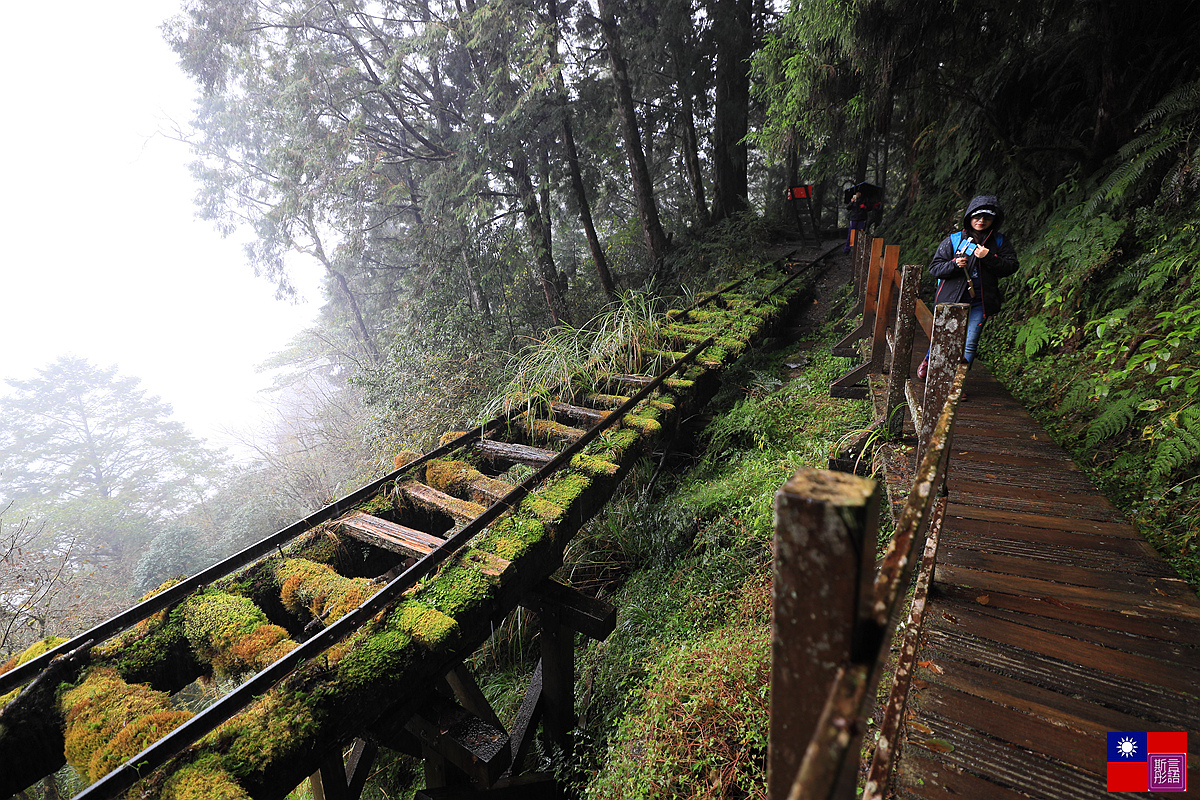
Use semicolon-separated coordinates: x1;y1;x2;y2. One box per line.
0;243;839;800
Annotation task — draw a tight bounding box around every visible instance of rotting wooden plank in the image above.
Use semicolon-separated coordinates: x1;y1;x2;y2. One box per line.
947;459;1098;493
550;401;610;426
934;583;1200;642
473;440;557;467
920;654;1188;741
942;488;1125;524
946;476;1123;509
933;562;1200;620
337;512;445;558
396;480;488;524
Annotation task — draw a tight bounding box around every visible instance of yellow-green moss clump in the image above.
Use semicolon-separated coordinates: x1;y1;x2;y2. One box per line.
60;667;192;781
181;591;297;676
160;755;252;800
201;689;319;780
93;603;194;687
0;636;68;708
275;558;373;626
410;552;495;619
477;514;548;563
392;600;460;649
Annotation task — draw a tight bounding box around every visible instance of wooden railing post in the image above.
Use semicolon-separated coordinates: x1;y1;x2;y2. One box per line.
769;469;880;800
916;303;969;467
868;245;900;370
884;264;922;437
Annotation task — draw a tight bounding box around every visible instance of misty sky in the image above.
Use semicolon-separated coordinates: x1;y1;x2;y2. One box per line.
0;2;324;456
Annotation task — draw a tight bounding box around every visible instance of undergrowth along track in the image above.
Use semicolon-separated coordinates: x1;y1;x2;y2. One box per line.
0;245;837;800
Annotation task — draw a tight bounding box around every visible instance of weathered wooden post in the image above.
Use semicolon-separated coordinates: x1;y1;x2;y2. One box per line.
884;265;923;437
868;245;900;370
916;303;969;467
769;469;881;800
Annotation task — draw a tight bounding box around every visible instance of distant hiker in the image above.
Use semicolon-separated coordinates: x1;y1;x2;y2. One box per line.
844;183;881;253
916;194;1020;379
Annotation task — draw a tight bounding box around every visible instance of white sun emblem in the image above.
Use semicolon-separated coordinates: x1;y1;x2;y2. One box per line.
1117;737;1139;758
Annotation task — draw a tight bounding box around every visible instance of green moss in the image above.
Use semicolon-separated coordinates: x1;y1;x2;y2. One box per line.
0;636;69;708
275;558;373;626
160;755;251;800
205;689;320;779
476;514;548;562
410;554;495;618
181;591;297;675
597;427;643;463
89;709;192;781
621;413;663;438
425;458;479;495
522;494;567;523
392;600;460;649
0;636;67;676
60;667;183;781
570;453;620;478
335;628;416;690
94;604;192;686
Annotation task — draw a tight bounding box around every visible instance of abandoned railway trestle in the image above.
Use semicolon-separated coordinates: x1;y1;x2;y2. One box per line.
0;242;842;800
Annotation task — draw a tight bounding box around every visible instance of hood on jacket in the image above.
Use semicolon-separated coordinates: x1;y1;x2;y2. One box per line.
962;194;1005;234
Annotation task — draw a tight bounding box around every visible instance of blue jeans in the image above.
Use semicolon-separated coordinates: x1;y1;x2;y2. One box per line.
926;302;986;365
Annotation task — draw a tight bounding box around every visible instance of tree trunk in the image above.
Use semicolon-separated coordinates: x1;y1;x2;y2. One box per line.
550;0;615;297
512;152;568;326
709;0;752;223
597;0;669;267
676;67;710;226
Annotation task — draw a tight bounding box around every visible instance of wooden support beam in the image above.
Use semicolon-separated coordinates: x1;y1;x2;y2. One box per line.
507;660;544;776
513;415;587;447
309;739;378;800
537;605;575;758
829;360;872;399
523;578;616;641
417;772;561;800
769;468;880;800
406;694;512;788
336;512;445;558
444;664;505;732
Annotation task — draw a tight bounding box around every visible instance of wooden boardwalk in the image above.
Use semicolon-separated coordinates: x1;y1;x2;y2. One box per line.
884;362;1200;799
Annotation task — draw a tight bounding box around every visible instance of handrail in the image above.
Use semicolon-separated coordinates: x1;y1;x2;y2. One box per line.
769;233;971;800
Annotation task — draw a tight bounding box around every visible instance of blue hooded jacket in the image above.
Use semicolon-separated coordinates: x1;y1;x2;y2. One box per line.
928;195;1020;315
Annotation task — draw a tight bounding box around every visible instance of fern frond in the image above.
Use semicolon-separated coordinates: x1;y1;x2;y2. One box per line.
1015;317;1052;358
1150;409;1200;481
1060;380;1095;414
1085;393;1142;448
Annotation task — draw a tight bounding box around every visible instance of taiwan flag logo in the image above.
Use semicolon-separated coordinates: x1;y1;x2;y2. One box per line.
1107;732;1187;792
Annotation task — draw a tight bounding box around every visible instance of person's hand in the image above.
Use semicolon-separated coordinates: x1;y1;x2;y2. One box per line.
955;255;968;268
974;245;990;259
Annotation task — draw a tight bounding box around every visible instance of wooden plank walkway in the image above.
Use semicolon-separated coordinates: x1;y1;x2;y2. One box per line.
885;362;1200;799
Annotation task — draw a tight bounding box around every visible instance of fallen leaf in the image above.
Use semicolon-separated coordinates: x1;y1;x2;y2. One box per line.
976;594;990;605
941;611;958;624
912;678;930;690
922;738;955;754
909;721;933;735
1040;596;1068;608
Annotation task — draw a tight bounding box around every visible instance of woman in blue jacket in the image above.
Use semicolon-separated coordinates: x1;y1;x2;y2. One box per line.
917;194;1020;378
